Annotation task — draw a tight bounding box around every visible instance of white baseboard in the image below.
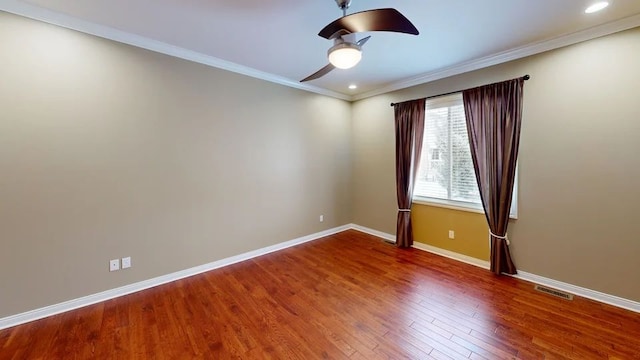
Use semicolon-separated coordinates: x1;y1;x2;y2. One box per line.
411;242;491;270
348;224;640;314
513;271;640;313
0;224;350;330
349;223;396;242
3;223;638;330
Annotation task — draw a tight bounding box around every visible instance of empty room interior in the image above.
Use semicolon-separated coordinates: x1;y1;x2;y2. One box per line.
1;0;640;359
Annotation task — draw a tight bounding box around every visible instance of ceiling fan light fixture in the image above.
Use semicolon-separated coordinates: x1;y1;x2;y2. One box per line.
328;42;362;69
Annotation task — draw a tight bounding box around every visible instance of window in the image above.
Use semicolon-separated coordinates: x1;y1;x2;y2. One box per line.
414;93;517;218
431;148;441;161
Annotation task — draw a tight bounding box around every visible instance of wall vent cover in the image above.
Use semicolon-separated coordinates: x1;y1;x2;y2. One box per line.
534;285;574;300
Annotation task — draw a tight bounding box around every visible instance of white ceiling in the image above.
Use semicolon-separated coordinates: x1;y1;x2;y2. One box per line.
3;0;640;100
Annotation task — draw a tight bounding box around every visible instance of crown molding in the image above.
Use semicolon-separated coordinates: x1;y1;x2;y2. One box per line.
0;0;351;101
2;0;640;103
352;13;640;101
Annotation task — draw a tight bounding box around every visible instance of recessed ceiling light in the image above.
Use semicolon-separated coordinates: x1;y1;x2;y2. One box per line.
585;1;609;13
348;84;357;90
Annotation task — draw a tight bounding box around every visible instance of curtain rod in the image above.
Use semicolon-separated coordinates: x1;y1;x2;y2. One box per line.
390;75;530;107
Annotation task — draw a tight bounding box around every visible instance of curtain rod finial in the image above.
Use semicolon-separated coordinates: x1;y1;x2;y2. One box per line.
523;75;530;80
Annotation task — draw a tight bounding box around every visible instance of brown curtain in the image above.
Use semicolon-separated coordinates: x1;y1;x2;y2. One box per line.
393;99;426;248
462;77;525;275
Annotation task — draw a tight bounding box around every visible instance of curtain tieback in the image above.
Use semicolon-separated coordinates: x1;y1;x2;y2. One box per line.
398;209;411;212
490;231;510;245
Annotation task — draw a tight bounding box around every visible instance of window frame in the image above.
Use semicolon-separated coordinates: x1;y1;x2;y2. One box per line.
412;93;518;219
413;169;518;219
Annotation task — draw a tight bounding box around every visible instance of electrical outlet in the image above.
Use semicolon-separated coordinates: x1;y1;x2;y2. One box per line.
109;259;120;272
121;256;131;269
448;230;455;239
319;215;324;222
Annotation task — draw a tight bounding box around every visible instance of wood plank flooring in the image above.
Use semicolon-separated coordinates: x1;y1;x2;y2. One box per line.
1;230;639;359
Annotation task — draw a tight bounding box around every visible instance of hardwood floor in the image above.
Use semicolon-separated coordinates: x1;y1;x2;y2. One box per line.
1;230;639;359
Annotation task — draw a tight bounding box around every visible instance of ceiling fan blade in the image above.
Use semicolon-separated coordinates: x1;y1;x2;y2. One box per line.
300;64;336;82
318;8;419;39
356;35;371;47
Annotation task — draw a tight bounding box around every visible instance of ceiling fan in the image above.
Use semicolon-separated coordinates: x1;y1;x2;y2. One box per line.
300;0;419;82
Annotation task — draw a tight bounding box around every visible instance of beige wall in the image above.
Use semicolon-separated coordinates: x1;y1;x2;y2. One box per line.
0;12;352;317
352;27;640;302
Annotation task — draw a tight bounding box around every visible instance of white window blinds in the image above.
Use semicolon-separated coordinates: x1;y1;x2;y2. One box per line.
414;92;518;218
414;93;481;206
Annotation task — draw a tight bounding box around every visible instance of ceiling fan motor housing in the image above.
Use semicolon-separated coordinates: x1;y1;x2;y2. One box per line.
328;40;361;57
